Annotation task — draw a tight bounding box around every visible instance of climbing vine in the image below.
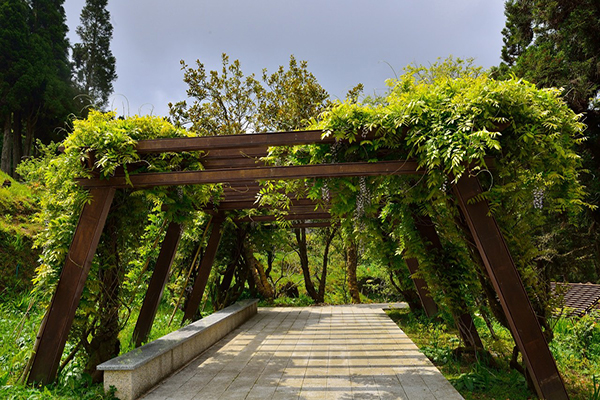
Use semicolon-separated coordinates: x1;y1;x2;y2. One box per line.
18;111;218;380
260;58;588;348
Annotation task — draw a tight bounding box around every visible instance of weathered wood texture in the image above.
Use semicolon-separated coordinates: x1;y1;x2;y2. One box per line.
28;188;116;385
76;160;423;189
453;174;568;400
183;216;225;323
133;222;183;347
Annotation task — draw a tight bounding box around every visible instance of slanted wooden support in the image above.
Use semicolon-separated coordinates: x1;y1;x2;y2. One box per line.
183;215;225;323
411;211;484;350
404;258;439;318
453;174;568;400
28;188;116;385
133;222;183;347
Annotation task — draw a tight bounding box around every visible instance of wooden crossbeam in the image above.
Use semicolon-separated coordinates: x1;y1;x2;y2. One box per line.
76;160;423;188
208;199;323;211
136;130;330;154
292;222;334;228
235;212;331;223
201;158;264;169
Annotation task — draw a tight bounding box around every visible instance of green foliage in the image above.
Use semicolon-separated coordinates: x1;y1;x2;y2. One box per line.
496;0;600;283
498;0;600;113
388;307;600;399
550;312;600;396
17;111;217;379
169;53;331;135
452;364;528;397
260;58;587;346
169;53;264;135
0;170;40;292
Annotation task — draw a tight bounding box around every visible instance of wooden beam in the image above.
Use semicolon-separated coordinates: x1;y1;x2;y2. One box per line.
404;258;439;318
199;147;268;160
453;174;568;400
28;188;115;385
201;158;264;169
76;160;424;188
182;216;225;323
208;198;321;211
292;222;334;228
132;222;182;347
135;130;329;154
234;212;332;223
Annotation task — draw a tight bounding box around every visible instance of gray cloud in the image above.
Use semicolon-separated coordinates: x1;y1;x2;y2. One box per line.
64;0;506;118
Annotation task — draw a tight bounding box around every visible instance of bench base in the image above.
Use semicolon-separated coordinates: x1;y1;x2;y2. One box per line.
98;299;258;400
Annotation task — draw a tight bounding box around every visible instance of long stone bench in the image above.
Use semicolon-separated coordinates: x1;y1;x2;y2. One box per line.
97;299;258;400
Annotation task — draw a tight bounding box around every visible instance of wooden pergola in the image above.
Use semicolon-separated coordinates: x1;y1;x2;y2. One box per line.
28;129;569;399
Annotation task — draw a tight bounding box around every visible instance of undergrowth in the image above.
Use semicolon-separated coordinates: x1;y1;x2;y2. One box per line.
0;171;41;294
387;307;599;399
0;291;187;399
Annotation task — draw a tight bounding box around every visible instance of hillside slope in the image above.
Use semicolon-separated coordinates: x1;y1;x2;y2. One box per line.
0;171;41;293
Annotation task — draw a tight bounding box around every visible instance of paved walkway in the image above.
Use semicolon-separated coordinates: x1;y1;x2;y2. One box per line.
141;305;463;400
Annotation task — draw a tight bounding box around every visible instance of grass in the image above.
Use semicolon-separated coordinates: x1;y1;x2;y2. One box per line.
387;307;600;399
0;291;118;399
0;171;41;294
0;291;189;400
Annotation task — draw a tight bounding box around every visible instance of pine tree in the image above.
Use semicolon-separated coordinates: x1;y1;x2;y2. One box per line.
0;0;74;176
496;0;600;282
0;0;30;175
72;0;117;111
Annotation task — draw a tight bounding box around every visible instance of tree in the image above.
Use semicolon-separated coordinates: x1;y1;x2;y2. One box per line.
170;54;339;304
496;0;600;281
0;0;75;177
72;0;117;111
169;54;263;136
498;0;600;113
257;55;330;131
0;0;30;176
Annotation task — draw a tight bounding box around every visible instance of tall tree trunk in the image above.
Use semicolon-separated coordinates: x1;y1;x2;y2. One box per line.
346;239;361;303
11;112;22;178
1;114;12;175
317;228;337;303
243;242;274;300
295;228;319;302
24;107;38;158
387;267;424;314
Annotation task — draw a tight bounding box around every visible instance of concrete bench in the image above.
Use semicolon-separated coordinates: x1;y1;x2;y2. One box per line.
97;299;258;400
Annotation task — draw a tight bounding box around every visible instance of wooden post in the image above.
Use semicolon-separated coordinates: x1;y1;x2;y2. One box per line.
404;258;439;318
132;222;182;347
182;215;224;323
453;174;568;400
411;210;484;349
28;188;115;385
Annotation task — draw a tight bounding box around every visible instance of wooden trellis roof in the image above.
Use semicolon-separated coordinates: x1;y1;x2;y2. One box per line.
28;129;569;399
77;130;422;222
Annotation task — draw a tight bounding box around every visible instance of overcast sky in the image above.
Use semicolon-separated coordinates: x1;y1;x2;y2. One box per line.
63;1;507;118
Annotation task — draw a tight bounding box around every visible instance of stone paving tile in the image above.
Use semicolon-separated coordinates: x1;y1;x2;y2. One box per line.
140;305;463;400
